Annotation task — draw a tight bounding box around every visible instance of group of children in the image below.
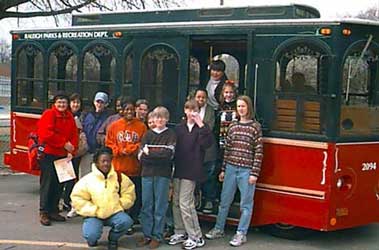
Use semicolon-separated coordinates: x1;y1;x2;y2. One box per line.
43;60;263;250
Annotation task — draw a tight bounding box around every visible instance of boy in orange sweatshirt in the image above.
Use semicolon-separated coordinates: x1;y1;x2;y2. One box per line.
106;97;147;230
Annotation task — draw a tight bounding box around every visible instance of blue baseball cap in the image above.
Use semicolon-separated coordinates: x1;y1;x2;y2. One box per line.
94;92;109;104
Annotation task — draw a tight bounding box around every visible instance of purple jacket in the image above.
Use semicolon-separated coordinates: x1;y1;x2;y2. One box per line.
174;121;214;182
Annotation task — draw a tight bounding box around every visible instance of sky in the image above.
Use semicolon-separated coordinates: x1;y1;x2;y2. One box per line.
0;0;378;43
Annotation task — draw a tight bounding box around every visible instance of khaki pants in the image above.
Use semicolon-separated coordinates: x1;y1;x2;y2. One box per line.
79;153;93;178
172;178;202;240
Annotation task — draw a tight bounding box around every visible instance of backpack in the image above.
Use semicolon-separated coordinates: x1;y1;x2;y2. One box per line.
28;110;56;170
27;132;45;171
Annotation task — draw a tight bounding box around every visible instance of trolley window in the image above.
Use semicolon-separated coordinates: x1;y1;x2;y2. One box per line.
340;41;379;136
140;45;179;120
15;44;44;108
82;44;116;107
48;44;78;103
123;53;133;96
273;42;329;134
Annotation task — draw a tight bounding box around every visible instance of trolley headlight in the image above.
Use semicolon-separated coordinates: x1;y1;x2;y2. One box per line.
336;178;343;189
336;175;353;191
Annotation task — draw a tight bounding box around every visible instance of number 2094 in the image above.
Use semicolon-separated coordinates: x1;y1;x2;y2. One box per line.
362;162;377;171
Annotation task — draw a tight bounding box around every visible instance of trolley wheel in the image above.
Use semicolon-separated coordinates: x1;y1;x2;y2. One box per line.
260;223;314;240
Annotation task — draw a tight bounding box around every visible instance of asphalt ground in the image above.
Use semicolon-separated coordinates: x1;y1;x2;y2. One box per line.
0;174;379;250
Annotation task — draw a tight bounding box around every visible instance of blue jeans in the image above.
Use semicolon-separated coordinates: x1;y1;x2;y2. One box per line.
201;161;217;201
82;211;133;245
141;176;170;241
215;164;256;235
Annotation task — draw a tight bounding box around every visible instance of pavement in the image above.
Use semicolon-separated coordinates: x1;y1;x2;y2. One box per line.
0;105;9;127
1;174;379;250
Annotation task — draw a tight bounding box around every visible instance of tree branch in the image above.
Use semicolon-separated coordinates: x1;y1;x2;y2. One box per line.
1;0;96;19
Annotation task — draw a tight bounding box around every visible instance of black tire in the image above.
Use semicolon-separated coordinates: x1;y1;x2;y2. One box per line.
260;223;314;240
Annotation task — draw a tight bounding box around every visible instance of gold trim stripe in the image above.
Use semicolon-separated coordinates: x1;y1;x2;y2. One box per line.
14;112;41;119
15;145;28;151
256;183;325;200
263;137;328;149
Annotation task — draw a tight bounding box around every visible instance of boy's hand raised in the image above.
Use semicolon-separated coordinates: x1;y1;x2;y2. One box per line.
192;112;204;128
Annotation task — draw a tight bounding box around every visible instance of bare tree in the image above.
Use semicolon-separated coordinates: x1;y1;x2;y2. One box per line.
0;39;11;63
356;6;379;21
0;0;184;20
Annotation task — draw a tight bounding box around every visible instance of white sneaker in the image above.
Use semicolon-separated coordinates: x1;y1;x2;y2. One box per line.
229;232;247;247
182;237;205;250
205;228;224;239
67;208;78;218
168;233;187;245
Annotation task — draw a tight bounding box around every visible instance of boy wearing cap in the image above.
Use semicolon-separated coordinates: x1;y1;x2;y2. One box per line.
80;92;112;177
206;60;228;111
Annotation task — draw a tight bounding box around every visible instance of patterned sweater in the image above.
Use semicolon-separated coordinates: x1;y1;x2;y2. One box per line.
140;128;176;178
222;120;263;177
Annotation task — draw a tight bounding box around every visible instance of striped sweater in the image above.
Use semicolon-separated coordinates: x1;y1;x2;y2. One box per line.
222;120;263;177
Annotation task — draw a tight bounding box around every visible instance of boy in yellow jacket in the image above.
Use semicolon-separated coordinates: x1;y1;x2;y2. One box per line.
71;147;136;250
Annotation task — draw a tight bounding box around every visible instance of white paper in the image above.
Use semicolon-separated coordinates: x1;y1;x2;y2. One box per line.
54;158;76;183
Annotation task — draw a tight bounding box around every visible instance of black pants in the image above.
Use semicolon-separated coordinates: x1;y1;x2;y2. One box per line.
129;176;142;223
39;154;64;214
62;157;81;206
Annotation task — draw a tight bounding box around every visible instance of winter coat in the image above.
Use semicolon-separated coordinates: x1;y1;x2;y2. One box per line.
105;118;147;176
37;106;78;157
174;122;213;182
71;164;136;219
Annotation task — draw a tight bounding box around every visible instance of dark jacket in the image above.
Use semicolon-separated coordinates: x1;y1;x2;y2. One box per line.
174;122;213;182
140;128;176;178
82;110;112;153
203;105;218;163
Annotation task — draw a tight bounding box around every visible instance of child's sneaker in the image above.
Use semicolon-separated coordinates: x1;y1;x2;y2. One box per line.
182;237;205;250
205;228;224;239
201;201;213;214
66;208;77;218
229;232;247;247
168;233;187;245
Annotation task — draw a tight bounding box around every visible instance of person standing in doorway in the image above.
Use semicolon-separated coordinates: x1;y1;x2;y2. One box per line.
206;60;228;111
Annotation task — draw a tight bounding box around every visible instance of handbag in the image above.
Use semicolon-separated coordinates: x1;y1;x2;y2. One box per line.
76;131;89;157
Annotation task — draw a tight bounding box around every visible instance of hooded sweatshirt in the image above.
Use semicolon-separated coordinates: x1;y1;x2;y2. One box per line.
70;164;136;219
105;117;147;176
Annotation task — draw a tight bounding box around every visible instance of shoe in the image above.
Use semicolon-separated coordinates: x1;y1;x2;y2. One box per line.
149;239;160;249
182;237;205;250
66;208;78;218
49;212;66;222
108;241;118;250
39;212;51;226
126;226;135;235
201;201;213;214
62;202;71;211
163;226;174;241
168;233;187;245
87;241;98;247
205;228;224;239
229;232;247;247
136;237;151;247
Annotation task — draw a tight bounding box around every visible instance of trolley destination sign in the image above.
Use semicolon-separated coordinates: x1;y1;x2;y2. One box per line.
23;31;109;40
